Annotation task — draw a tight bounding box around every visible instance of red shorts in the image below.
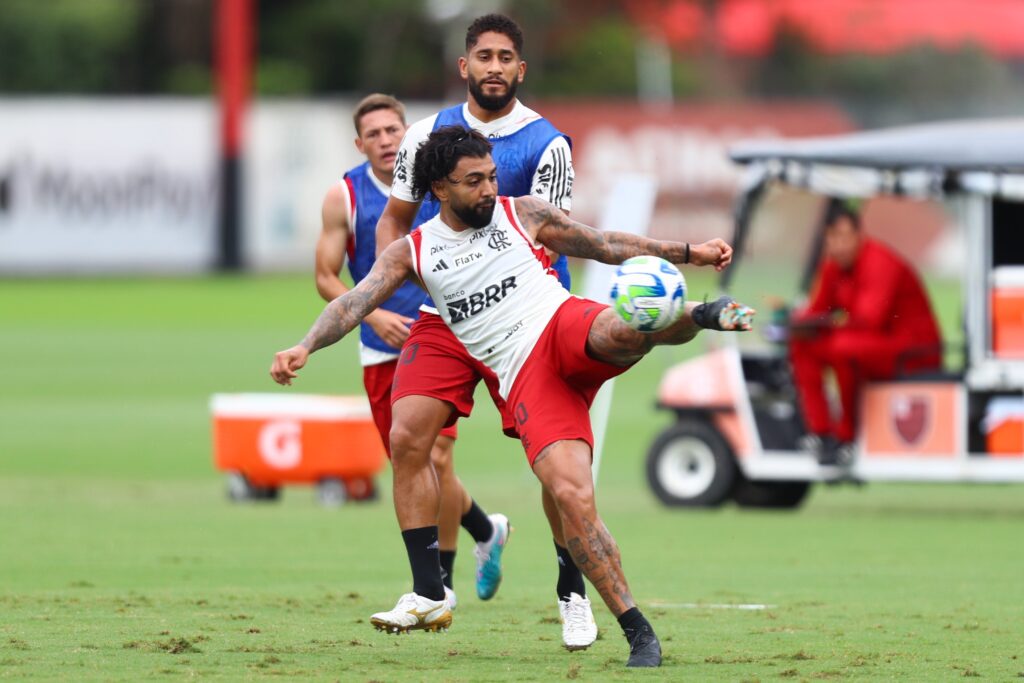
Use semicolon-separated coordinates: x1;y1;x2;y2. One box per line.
391;312;515;435
507;297;632;465
363;359;458;458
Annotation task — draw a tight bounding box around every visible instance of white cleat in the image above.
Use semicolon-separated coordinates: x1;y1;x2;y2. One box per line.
559;592;598;651
370;592;452;634
444;586;457;611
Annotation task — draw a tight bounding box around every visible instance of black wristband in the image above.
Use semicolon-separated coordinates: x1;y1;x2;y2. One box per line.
684;243;690;264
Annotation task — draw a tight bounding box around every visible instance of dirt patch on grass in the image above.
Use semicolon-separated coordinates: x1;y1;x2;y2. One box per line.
706;654;757;664
123;635;206;655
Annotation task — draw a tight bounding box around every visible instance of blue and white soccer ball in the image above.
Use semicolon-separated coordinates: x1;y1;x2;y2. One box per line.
609;256;686;332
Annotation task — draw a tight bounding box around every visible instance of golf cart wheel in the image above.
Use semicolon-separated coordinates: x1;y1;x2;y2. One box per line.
317;477;348;507
733;478;811;509
226;472;280;502
646;419;737;507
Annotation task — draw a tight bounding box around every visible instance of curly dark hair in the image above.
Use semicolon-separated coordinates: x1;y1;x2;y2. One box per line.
466;13;523;54
411;126;493;201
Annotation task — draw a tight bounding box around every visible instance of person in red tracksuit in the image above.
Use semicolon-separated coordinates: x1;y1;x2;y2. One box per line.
789;203;942;464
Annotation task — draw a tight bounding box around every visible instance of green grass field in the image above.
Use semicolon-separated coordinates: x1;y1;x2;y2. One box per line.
1;275;1022;681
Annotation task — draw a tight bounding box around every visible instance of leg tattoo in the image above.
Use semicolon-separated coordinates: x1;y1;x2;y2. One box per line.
565;518;634;615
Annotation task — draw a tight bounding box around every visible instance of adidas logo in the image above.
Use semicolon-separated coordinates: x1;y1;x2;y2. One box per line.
427;540;440;550
432;259;450;272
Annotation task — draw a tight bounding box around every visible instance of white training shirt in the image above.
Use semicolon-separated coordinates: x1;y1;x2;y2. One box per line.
391;101;574;212
407;197;571;398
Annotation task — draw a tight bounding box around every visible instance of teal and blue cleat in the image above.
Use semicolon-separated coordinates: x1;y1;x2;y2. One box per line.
474;513;510;600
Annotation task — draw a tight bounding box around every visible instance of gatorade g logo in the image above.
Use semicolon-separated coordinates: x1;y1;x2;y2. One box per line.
258;420;302;469
447;276;517;323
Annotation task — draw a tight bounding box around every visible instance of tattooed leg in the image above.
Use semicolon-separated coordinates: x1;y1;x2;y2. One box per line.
532;439;636;616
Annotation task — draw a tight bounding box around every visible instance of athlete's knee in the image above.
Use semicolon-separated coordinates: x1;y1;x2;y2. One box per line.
547;474;596;520
617;325;654;356
587;314;651;364
389;420;435;466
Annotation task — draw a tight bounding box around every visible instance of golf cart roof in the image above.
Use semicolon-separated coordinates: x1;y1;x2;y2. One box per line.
730;118;1024;200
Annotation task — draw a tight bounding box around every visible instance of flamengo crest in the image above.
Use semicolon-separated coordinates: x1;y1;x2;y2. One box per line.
891;394;930;446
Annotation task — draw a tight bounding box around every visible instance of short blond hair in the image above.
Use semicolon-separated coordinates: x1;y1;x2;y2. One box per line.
353;93;406;136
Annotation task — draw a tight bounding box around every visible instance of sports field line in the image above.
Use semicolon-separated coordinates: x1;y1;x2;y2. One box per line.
648;601;776;610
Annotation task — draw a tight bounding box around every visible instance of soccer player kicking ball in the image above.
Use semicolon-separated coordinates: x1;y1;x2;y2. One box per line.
378;13;589;644
315;93;508;609
270;127;754;668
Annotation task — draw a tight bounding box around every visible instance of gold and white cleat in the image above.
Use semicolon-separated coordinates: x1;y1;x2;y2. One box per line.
370;592;452;634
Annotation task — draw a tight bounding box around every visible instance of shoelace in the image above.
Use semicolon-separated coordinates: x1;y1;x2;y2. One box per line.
395;593;419;610
475;545;500;582
473;544;489;563
625;625;655;652
564;600;592;629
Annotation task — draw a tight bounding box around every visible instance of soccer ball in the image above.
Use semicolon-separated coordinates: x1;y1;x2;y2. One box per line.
609;256;686;332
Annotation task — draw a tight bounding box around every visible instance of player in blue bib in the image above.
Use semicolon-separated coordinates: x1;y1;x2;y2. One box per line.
430;102;572;289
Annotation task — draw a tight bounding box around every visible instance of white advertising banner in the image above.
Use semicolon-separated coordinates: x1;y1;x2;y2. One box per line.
244;99;439;271
0;99;218;273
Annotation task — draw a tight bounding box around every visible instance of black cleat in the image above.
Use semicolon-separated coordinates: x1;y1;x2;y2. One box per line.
812;434;839;466
834;441;856;467
692;296;755;331
625;624;662;668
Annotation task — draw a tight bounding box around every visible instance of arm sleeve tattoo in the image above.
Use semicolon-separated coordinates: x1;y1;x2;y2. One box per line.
299;243;411;353
519;196;689;264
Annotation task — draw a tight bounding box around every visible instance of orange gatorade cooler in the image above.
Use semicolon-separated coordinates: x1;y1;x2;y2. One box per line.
991;267;1024;358
211;393;387;503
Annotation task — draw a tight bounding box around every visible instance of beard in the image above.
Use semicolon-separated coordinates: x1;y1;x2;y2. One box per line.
468;73;519;112
452;198;495;229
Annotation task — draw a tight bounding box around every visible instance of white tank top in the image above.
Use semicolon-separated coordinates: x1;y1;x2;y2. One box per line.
407;197;571;398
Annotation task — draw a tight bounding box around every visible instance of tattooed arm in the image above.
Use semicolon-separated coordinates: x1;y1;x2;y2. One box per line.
270;240;413;385
515;195;733;272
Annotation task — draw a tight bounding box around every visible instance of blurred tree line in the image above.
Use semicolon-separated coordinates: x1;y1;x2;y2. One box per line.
0;0;1021;123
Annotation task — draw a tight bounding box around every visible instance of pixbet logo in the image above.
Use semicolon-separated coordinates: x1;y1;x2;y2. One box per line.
258;420;302;469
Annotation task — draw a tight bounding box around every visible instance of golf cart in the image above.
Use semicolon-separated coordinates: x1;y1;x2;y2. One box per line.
647;119;1024;508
